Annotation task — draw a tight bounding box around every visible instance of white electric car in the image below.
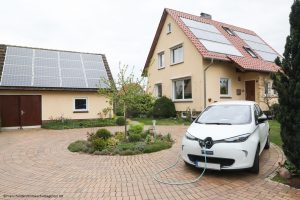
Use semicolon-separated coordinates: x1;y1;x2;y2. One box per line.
181;101;270;173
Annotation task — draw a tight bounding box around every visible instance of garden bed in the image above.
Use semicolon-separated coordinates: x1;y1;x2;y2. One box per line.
42;118;117;129
68;123;173;155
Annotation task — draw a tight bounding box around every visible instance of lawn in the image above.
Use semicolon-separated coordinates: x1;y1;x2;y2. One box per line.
131;117;191;125
269;120;282;147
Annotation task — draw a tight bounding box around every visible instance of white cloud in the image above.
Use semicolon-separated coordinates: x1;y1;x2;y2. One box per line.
0;0;293;78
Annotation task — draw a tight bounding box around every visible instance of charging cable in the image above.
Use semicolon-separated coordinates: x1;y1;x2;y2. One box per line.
153;146;207;185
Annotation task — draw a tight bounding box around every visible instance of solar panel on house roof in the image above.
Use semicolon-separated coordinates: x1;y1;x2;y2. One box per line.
0;46;109;89
180;17;242;57
234;31;279;62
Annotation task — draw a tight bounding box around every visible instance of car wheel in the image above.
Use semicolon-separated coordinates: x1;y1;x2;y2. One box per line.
250;145;260;174
264;135;270;149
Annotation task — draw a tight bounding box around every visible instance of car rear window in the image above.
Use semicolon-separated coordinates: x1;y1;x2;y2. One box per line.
196;105;252;125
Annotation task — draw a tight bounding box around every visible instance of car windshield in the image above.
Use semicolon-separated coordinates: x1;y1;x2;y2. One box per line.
196;105;252;125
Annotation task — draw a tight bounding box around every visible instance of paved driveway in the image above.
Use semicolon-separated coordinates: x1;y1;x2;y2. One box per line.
0;126;299;200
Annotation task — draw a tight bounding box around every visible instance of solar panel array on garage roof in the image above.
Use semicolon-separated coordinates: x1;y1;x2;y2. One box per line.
0;46;109;89
180;17;243;57
234;31;279;62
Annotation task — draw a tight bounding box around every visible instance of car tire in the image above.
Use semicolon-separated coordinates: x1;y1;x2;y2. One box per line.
264;135;270;149
250;145;260;174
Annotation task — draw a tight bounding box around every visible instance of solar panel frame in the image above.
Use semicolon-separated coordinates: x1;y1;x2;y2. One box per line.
244;40;277;54
234;31;264;44
180;17;220;33
189;27;231;45
200;39;243;56
255;51;278;62
1;46;110;89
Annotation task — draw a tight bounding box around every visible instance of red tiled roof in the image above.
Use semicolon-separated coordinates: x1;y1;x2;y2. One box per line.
143;8;280;75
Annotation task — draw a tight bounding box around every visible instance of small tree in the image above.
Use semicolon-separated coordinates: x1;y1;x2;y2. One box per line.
272;0;300;170
98;64;146;135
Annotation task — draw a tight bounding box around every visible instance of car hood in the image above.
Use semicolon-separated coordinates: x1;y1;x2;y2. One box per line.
187;122;255;140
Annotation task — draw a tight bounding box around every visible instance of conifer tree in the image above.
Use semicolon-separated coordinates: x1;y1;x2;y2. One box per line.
272;0;300;169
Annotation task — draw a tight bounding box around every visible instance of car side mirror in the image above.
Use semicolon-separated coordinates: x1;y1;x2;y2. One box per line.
258;114;268;124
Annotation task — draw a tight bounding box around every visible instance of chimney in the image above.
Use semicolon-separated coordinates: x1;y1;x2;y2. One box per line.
200;12;212;20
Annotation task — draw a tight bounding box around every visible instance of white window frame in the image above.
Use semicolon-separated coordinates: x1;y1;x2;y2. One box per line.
170;44;183;65
167;23;172;34
220;78;231;97
73;97;88;112
172;77;192;101
157;51;165;69
154;83;162;98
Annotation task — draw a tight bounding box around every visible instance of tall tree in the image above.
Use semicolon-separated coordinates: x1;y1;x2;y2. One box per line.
272;0;300;169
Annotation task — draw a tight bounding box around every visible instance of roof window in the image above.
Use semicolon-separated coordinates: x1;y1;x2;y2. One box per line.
244;47;258;58
223;27;235;36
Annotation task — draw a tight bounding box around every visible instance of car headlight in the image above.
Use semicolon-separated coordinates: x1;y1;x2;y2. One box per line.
185;132;197;141
224;133;251;143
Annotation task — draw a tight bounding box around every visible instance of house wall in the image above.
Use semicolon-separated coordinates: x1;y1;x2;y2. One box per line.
0;90;110;120
147;15;204;112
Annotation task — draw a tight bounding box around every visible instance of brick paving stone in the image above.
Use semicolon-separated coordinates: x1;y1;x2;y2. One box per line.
0;126;299;200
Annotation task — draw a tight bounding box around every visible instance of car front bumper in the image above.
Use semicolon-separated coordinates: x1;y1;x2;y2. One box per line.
181;136;258;170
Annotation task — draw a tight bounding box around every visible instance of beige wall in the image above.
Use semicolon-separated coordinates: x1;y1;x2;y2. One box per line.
147;15;204;112
0;90;110;120
146;14;277;112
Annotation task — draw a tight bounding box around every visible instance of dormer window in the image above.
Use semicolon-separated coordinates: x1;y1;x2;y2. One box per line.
244;47;258;58
167;23;172;34
223;27;235;36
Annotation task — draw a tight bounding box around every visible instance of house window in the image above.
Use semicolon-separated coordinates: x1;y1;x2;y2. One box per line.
167;23;172;34
264;82;272;95
154;83;162;98
220;78;231;96
158;52;165;69
244;47;258;58
74;97;88;112
171;44;183;65
223;27;235;36
173;78;192;100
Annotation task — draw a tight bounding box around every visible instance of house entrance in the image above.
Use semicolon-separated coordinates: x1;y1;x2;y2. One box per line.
245;80;255;101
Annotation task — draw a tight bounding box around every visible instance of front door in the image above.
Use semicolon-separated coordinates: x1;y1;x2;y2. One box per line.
0;95;42;128
245;80;255;101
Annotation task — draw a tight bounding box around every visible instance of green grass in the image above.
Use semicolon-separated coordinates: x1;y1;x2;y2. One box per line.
269;120;282;147
42;118;116;130
131;118;191;125
272;174;288;184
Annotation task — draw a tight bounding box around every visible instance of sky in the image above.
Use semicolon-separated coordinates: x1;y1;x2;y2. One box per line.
0;0;294;79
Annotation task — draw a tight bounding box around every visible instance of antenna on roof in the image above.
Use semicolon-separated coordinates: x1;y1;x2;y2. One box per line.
200;12;212;20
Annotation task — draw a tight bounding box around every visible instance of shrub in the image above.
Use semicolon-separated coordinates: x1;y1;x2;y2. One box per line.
116;116;126;126
96;129;112;139
134;142;146;152
117;143;136;151
119;149;135;155
115;132;126;142
128;133;141;142
128;123;144;135
92;138;107;151
87;132;97;141
153;96;176;118
107;137;119;147
145;135;152;144
127;94;154;117
68;140;88;152
144;141;172;153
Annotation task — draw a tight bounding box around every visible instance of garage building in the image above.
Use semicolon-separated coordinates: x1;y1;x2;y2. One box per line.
0;44;113;129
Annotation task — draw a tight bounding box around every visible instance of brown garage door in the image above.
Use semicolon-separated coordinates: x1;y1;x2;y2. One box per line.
0;95;41;128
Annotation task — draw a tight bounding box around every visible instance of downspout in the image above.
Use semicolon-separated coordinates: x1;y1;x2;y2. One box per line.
204;58;214;109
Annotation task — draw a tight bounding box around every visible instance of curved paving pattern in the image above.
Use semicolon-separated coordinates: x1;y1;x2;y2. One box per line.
0;126;299;200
